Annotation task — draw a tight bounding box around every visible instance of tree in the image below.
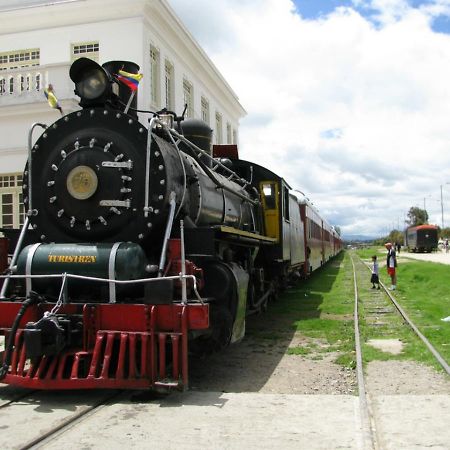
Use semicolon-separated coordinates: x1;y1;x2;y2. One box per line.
406;207;428;227
439;227;450;239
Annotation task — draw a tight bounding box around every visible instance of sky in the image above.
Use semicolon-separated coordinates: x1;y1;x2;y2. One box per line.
169;0;450;238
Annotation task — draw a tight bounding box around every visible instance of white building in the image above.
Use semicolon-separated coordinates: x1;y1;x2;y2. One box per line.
0;0;246;229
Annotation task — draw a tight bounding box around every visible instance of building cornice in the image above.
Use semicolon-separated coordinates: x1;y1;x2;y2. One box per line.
0;0;145;34
0;0;246;118
145;1;246;118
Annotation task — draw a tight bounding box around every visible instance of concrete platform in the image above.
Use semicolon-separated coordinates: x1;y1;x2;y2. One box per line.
31;392;450;450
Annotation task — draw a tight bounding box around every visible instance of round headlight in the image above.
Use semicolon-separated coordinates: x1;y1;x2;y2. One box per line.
76;68;108;100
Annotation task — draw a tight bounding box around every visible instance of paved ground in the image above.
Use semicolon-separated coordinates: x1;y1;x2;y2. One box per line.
398;249;450;265
1;387;448;450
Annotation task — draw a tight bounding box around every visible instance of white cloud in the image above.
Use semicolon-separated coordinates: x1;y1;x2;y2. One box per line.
169;0;450;237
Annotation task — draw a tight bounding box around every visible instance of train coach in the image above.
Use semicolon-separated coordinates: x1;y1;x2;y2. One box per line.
0;57;341;391
405;224;438;253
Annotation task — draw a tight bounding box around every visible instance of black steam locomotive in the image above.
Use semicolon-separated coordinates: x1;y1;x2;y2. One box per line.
0;58;341;390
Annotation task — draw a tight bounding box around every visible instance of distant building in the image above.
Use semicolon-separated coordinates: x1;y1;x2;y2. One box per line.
0;0;246;229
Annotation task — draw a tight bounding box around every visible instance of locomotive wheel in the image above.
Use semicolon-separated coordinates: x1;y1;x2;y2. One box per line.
210;306;233;351
191;306;233;356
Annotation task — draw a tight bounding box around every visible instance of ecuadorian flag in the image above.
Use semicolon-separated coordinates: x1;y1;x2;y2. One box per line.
117;70;143;92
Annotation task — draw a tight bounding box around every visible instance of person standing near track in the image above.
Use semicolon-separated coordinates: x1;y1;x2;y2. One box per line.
385;242;397;290
370;255;380;289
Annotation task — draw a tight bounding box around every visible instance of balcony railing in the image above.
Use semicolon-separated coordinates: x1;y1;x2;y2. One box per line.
0;63;75;107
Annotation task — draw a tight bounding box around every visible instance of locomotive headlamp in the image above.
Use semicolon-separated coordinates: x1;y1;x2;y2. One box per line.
76;68;108;100
70;57;111;107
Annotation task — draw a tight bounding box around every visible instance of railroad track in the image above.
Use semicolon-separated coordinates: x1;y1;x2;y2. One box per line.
349;252;450;450
0;387;123;449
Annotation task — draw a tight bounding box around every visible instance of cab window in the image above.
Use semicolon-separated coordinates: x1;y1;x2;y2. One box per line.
262;182;276;209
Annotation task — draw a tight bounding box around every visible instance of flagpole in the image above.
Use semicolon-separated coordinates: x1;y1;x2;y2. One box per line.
124;90;136;114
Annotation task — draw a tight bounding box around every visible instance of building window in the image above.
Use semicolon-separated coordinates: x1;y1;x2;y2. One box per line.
215;112;223;144
149;45;160;107
183;78;194;118
9;77;14;94
71;42;99;62
0;78;5;95
35;73;41;91
201;96;210;124
164;59;174;110
0;49;40;71
232;129;237;145
0;173;24;229
226;122;232;144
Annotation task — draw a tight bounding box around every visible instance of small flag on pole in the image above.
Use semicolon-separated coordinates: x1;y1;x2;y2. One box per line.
44;84;63;115
116;70;143;92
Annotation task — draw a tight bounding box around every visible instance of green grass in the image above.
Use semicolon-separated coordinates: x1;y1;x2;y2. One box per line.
351;253;450;370
261;250;450;371
380;260;450;362
269;252;356;367
355;245;385;260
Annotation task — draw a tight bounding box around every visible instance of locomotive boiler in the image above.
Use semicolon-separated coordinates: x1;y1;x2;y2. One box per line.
0;57;342;391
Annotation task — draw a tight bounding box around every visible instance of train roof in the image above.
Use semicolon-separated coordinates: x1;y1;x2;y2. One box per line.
232;159;292;189
407;224;438;231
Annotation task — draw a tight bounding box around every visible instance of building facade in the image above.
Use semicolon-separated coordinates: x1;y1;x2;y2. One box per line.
0;0;246;230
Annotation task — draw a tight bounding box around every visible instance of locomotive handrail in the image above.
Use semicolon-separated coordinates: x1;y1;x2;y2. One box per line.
158;192;177;277
163;128;187;217
173;129;259;205
0;273;204;304
152;118;259;206
27;122;48;215
144;117;156;218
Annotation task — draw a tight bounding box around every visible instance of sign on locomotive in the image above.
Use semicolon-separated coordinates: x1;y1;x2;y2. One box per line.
0;58;341;390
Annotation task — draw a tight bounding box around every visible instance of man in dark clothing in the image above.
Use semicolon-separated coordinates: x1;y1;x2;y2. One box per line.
385;242;397;290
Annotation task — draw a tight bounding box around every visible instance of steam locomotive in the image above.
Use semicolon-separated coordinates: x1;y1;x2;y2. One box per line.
0;58;341;390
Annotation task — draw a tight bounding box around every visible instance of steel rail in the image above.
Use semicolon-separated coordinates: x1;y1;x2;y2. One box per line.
18;390;123;450
350;255;378;450
359;256;450;376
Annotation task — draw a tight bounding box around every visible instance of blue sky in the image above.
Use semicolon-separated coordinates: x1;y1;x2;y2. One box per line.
170;0;450;237
293;0;450;33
